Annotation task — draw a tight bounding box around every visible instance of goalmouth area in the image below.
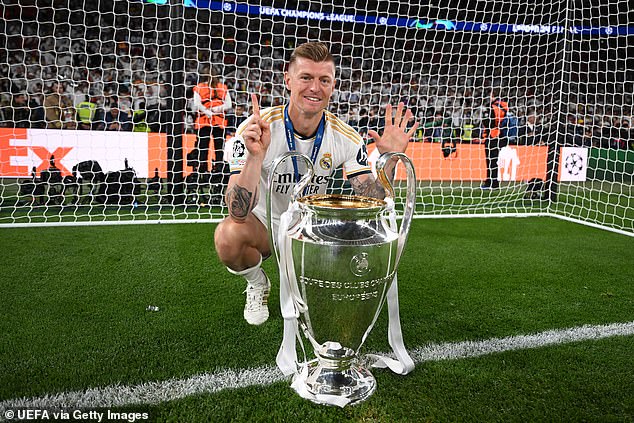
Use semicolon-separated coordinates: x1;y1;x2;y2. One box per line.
0;0;632;236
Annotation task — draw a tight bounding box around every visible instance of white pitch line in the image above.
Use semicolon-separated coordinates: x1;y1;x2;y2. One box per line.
411;320;634;362
1;321;633;415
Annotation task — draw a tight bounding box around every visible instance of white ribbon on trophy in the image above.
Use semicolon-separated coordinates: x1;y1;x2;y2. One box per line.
364;198;415;375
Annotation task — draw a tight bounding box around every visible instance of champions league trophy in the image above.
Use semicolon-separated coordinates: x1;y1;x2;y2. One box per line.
268;151;416;407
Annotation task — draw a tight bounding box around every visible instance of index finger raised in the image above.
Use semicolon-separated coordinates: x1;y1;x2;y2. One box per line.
251;93;261;118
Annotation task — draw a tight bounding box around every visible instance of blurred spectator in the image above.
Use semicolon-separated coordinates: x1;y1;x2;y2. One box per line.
103;104;132;131
450;106;463;142
367;107;381;135
346;107;358;129
518;112;545;145
3;92;32;128
118;87;134;114
226;103;248;136
29;93;46;129
357;108;369;136
76;97;98;130
564;114;585;146
423;112;451;143
132;102;151;132
607;117;627;150
44;81;74;129
600;117;612;148
582;126;595;147
620;120;632;150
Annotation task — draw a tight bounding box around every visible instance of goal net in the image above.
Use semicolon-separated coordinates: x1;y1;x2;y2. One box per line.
0;0;632;235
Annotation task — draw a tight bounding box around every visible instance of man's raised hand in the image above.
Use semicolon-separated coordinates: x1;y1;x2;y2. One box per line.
368;102;419;154
242;94;271;159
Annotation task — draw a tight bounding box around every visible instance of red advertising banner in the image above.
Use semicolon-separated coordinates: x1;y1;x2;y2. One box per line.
3;128;582;182
368;143;549;181
0;129;197;178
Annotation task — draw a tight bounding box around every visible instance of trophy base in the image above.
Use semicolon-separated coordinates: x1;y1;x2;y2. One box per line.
295;360;377;406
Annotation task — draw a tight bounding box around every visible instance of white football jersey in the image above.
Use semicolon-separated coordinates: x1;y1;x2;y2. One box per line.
224;105;372;229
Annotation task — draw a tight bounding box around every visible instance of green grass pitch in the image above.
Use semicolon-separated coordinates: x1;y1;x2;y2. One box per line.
1;217;633;421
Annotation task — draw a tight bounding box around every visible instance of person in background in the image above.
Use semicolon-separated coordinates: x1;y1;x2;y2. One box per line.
481;88;509;189
357;108;369;136
226;103;248;138
425;111;451;144
192;68;233;172
76;97;98;130
620;119;632;150
30;93;46;129
132;102;151;132
519;110;539;145
44;81;74;129
104;104;132;131
3;92;32;128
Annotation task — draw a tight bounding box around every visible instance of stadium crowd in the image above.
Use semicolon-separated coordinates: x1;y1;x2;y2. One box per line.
1;4;632;150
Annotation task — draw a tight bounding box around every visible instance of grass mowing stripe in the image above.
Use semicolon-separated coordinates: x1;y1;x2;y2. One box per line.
2;320;632;415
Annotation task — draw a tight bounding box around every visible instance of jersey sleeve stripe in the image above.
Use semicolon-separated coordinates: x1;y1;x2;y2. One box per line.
261;105;284;121
263;110;283;123
330;122;364;145
236;107;283;135
346;168;373;178
235;115;251;135
326;113;364;144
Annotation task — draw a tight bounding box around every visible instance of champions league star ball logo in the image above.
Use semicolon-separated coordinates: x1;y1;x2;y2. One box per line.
350;252;371;276
564;152;584;176
560;147;588;181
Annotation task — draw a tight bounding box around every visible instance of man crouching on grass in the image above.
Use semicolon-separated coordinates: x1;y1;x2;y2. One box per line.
213;41;419;325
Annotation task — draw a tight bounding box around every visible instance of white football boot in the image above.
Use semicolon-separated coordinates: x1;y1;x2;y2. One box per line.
243;270;270;325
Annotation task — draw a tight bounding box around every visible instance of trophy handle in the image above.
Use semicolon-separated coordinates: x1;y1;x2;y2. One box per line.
376;152;417;260
267;151;315;265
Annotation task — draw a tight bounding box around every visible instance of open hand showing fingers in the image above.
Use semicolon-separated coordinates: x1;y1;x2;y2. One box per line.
369;102;419;154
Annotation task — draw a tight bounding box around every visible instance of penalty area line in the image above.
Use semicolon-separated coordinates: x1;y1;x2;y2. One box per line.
1;320;633;415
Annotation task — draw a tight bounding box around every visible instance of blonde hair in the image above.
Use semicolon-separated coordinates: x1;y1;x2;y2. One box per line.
288;42;334;68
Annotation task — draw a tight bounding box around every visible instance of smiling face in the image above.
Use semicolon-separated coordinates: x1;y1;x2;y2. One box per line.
284;57;336;120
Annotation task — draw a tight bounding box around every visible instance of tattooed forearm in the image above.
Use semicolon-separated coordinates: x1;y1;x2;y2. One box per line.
349;176;386;199
227;184;258;221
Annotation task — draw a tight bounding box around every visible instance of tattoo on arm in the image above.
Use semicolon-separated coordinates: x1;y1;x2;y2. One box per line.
227;184;257;221
349;175;386;199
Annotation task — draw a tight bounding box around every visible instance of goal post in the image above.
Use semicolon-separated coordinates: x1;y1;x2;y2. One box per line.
0;0;632;236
